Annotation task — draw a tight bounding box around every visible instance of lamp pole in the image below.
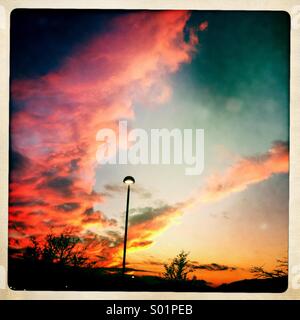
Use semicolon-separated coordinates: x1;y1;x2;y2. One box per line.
122;176;135;275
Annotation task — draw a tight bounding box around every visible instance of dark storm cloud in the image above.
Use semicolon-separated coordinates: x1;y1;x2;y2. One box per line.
102;266;155;273
41;167;60;177
105;230;122;240
193;263;238;271
39;176;74;196
83;207;94;216
69;158;80;172
9;210;23;217
129;204;177;226
9;221;28;236
10;199;48;207
56;202;80;212
83;230;122;248
103;184;124;193
47;176;73;190
81;208;117;226
28;210;45;216
10;150;30;172
9;220;28;231
103;184;152;199
42;219;66;228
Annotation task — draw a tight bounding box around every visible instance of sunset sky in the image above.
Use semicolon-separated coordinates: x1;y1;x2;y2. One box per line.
9;10;289;286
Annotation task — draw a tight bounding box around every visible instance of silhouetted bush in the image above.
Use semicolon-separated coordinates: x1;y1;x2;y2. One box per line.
163;250;194;280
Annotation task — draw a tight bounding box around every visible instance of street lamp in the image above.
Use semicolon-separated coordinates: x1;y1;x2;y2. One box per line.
122;176;135;275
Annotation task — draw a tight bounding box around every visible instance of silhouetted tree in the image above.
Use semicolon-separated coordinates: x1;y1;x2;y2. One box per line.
24;236;42;262
43;233;82;266
163;251;194;280
250;257;288;279
24;232;91;268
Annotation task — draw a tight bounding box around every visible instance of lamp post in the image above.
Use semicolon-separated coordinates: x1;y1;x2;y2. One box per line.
122;176;135;275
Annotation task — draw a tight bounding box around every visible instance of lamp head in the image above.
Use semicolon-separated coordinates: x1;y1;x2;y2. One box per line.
123;176;135;185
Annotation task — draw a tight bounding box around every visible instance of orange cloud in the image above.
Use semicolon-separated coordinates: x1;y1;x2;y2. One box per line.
127;203;185;249
9;11;203;263
200;141;289;202
100;203;188;267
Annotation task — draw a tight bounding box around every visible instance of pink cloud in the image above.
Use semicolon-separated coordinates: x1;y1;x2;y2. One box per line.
9;11;203;263
200;141;289;202
199;21;208;31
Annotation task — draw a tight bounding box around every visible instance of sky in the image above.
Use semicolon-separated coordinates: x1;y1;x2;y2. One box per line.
9;10;290;286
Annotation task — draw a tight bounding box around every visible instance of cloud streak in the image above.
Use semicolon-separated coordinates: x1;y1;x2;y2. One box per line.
103;184;152;199
193;263;238;271
200;141;289;202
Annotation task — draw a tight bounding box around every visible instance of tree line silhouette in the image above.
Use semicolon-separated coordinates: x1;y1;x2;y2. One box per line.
8;231;288;292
